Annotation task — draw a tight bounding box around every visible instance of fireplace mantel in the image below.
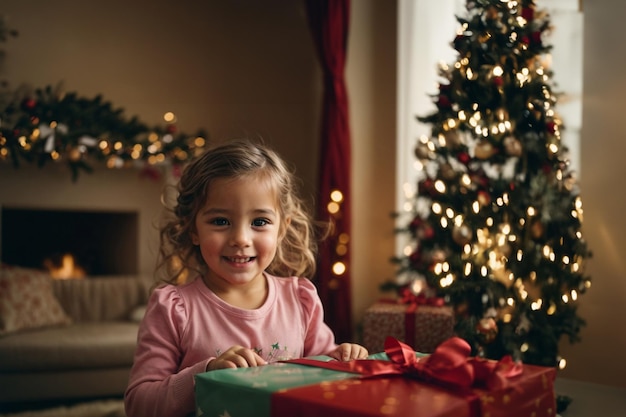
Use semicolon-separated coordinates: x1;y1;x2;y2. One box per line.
0;162;171;277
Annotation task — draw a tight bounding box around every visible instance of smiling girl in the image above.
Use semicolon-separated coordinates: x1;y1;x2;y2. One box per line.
124;139;368;417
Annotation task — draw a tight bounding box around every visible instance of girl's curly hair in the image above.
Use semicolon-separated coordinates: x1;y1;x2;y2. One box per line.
157;138;323;285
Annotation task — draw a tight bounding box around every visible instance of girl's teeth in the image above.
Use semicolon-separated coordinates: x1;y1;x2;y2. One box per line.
230;257;250;263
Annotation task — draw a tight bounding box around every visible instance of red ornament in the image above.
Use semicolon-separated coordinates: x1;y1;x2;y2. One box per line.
493;76;503;87
409;216;424;233
546;120;556;134
437;95;451;109
418;178;435;195
477;190;491;206
470;171;489;188
457;152;471;165
21;98;37;111
409;250;425;269
417;224;435;241
531;31;542;46
522;7;534;21
166;124;177;134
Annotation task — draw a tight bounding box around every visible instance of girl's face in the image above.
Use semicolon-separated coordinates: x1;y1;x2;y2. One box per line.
192;175;281;291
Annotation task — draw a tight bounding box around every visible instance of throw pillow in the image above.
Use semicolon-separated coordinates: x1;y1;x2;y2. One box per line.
0;265;73;336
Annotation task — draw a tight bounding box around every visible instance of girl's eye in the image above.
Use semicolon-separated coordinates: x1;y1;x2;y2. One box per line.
210;217;229;226
252;218;269;227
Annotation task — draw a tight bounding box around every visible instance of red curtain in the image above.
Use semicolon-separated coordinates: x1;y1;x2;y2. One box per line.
305;0;352;343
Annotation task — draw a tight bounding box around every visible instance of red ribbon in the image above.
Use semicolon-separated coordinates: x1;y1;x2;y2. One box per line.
399;289;445;349
288;336;522;392
380;289;446;349
397;287;445;307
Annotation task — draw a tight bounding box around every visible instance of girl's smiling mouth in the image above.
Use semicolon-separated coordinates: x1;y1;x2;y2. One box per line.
224;256;255;263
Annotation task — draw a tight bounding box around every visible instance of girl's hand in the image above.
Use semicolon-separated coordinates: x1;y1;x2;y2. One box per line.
206;345;267;371
328;343;369;361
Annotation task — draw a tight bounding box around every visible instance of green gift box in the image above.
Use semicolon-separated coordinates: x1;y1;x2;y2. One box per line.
195;356;358;417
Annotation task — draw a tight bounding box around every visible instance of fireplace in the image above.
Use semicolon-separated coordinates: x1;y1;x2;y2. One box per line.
0;162;169;278
1;207;139;277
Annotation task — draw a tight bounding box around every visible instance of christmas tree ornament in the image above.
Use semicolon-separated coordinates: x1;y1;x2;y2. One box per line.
474;140;496;159
530;219;545;239
414;143;431;160
443;130;462;147
476;317;498;343
477;190;491;206
20;98;36;111
428;249;447;264
457;151;471;165
416;223;435;241
504;136;523;156
452;223;472;246
68;147;82;162
439;163;456;180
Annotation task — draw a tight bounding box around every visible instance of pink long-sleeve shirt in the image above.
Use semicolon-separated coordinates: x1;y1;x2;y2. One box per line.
124;273;337;417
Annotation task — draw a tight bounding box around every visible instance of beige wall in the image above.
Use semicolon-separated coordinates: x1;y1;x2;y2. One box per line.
556;0;626;387
0;0;321;196
347;1;397;337
1;0;624;389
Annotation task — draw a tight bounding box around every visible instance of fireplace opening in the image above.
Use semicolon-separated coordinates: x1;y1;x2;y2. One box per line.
1;207;139;277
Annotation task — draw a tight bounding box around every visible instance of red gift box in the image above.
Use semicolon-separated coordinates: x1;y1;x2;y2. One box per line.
362;300;455;353
274;337;557;417
272;375;471;416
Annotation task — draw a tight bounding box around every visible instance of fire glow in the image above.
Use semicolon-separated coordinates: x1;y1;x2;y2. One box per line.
43;253;86;279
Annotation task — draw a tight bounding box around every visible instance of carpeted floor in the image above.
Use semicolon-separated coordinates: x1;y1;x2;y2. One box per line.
0;399;125;417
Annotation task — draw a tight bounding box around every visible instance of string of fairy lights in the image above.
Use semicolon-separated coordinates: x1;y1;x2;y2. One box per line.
0;85;208;180
325;189;348;283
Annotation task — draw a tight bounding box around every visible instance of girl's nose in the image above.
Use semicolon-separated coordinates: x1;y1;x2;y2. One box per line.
230;225;251;247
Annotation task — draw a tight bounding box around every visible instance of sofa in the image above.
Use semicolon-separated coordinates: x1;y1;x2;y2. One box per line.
0;265;153;407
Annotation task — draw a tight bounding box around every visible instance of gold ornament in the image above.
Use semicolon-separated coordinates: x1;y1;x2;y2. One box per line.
439;163;456;180
476;317;498;343
474;140;496;159
444;130;462;147
485;6;499;20
452;224;472;245
429;249;447;264
68;148;82;162
504;136;522;156
414;143;431;160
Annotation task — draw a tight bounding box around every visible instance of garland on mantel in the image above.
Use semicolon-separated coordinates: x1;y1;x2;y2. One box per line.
0;83;209;181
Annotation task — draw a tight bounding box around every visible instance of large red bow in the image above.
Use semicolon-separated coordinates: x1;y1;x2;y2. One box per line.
288;336;522;392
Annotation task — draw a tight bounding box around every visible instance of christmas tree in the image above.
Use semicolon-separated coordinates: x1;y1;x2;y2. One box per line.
388;0;592;370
